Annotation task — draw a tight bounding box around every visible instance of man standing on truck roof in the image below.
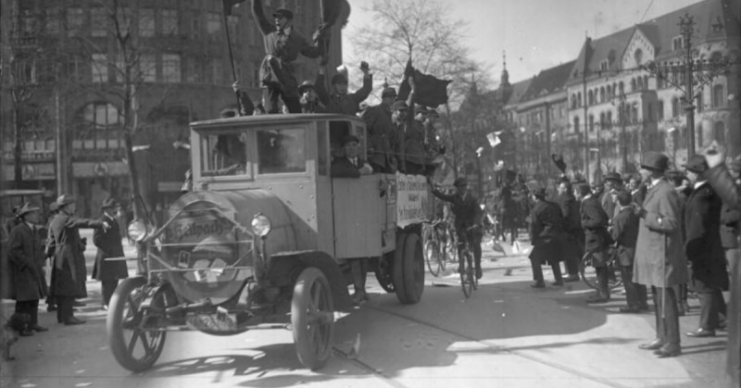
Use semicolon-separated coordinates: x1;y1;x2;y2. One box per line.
251;0;325;114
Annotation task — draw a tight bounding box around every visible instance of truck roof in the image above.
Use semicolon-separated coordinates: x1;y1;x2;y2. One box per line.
0;189;50;197
190;113;366;130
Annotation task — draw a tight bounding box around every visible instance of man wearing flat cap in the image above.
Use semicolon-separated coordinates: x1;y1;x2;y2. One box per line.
251;0;324;114
361;87;398;172
298;80;326;113
392;78;430;175
50;195;110;325
320;62;372;116
682;155;728;339
93;198;129;310
601;171;623;222
526;181;567;288
6;203;49;334
576;181;612;303
331;135;373;178
632;151;687;358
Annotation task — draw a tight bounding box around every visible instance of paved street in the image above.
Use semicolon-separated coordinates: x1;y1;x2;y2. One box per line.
0;233;733;388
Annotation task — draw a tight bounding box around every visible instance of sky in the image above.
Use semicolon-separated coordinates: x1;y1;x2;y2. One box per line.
342;0;704;86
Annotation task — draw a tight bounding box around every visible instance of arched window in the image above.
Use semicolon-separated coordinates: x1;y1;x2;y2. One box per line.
712;84;725;107
643;75;649;90
577;92;582;107
606;111;612;128
714;121;726;143
696;91;704;113
634;49;643;65
657;100;665;120
672;97;680;117
631;78;637;92
571;94;577;109
600;87;605;103
588;90;594;105
84;102;120;129
606;85;612;100
697;123;704;149
619;81;624;94
589;114;595;132
574;116;580;133
600;112;605;128
631;104;639;123
637;77;644;90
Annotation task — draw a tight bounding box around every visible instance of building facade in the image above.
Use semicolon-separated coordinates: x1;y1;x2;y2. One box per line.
1;0;348;217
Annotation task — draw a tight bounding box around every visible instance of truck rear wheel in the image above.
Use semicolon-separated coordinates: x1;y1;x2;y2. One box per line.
392;233;410;303
401;233;425;304
374;253;395;293
291;267;335;370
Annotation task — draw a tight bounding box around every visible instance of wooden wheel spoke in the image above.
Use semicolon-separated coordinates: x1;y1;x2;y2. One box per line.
127;330;140;354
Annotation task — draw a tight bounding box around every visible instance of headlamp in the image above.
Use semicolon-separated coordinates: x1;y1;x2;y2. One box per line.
127;219;150;242
251;214;272;237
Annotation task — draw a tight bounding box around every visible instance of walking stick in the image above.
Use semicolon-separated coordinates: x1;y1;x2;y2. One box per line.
221;8;242;112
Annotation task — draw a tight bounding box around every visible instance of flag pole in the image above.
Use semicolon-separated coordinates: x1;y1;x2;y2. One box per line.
221;5;241;110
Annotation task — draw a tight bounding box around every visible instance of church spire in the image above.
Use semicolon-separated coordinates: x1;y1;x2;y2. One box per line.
501;51;511;87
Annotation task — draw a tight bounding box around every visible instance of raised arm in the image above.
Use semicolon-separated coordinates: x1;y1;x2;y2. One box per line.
251;0;272;35
351;65;373;104
705;164;741;210
431;189;456;203
315;68;329;105
65;216;106;230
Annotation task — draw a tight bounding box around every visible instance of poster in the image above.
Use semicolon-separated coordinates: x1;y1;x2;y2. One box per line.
396;173;430;228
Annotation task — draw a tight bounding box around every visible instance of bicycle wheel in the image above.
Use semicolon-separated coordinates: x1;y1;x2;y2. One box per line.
424;239;442;277
460;249;473;298
580;251;624;290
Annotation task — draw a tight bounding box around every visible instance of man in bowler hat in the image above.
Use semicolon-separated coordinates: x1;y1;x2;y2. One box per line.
251;0;324;114
93;198;129;310
632;152;687;358
683;155;728;338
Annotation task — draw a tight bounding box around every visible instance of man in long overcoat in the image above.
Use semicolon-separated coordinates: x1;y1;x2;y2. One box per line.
251;0;323;114
612;191;648;313
361;87;398;173
632;152;687;358
576;182;612;303
6;203;49;334
555;179;582;282
703;144;741;387
93;198;129;309
683;155;729;338
50;195;108;325
527;181;567;288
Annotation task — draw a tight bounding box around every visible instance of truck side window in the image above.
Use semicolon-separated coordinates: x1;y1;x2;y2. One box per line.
317;124;328;176
201;133;249;177
257;128;306;174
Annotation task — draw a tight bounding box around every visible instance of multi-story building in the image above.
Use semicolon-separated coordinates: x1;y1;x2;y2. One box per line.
1;0;347;217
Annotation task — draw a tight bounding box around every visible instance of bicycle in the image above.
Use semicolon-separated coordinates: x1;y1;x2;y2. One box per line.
422;220;447;277
579;245;623;291
458;225;480;298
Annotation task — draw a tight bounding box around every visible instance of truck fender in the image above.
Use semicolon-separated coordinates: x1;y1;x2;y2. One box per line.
269;250;353;312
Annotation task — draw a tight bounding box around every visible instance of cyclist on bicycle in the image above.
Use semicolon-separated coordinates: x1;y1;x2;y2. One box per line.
575;182;613;303
430;177;483;278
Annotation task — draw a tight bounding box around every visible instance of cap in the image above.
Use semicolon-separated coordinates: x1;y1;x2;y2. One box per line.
683;154;709;174
341;135;360;146
298;80;316;94
16;202;40;217
453;178;468;187
391;100;408;111
101;198;120;209
331;74;348;85
56;195;75;207
381;87;397;99
272;8;293;20
603;172;622;182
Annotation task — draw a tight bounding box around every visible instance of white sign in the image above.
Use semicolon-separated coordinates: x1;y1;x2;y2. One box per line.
396;173;430;228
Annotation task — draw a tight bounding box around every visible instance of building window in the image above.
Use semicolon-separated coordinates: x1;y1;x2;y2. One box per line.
637;77;644;90
600;87;605;103
714;121;726;143
139;9;155;37
162;10;179;35
606;111;612;128
577;92;582;108
712;84;725;108
162;54;181;83
588;90;594;106
647;102;654;122
20;10;39;37
631;104;639;123
600;60;608;71
606;85;612;100
619;81;624;95
643;75;649;90
139;54;157;82
46;8;61;35
84;103;120;129
206;13;221;35
672;36;683;51
67;8;84;37
657;100;665;121
671;97;680;117
589;114;594;132
186;59;198;83
191;12;201;38
92;54;108;83
574;116;580;133
631;78;637;92
634;49;643;66
65;57;83;82
697;123;704;148
657;73;664;89
91;8;107;37
696;92;704;113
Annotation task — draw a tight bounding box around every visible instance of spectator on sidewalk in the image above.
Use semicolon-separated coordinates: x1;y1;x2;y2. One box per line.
93;199;129;310
555;178;582;282
6;203;49;335
526;181;567;288
633;152;686;358
50;195;109;326
612;190;648;313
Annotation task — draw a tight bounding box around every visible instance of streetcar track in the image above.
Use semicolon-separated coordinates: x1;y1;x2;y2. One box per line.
354;303;630;388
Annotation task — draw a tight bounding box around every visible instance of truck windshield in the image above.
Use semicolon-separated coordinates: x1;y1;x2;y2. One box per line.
257;128;306;174
201;133;249;177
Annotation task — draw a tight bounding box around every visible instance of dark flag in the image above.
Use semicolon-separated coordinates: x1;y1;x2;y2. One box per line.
551;153;567;174
222;0;246;16
397;59;452;108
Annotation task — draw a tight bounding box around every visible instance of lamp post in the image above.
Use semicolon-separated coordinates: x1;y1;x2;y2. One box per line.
611;91;630;171
679;13;697;158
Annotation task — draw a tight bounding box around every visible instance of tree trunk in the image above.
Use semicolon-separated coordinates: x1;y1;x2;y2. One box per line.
443;102;458;179
13;104;23;188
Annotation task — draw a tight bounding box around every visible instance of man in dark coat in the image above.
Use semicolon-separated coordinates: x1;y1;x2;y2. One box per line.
612;190;648;313
431;178;483;278
527;181;567;288
7;203;49;334
601;171;622;222
702;144;741;387
361;87;398;172
683;155;729;338
320;62;372;116
576;182;612;303
633;152;686;359
627;174;646;206
93;198;129;310
555;179;581;282
50;195;108;325
251;1;324;114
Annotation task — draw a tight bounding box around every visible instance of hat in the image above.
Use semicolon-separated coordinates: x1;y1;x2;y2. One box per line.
298;80;316;94
415;105;428;114
453;178;468;187
16;203;39;217
381;87;397;99
640;151;669;172
272;8;293;20
341;135;360;146
391;100;408;111
49;202;59;213
604;172;622;182
101;198;120;209
526;181;546;197
56;195;75;207
331;74;348;85
683;154;709;174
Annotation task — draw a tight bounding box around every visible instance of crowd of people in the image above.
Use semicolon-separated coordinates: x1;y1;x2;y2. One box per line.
516;145;739;384
2;195;130;338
